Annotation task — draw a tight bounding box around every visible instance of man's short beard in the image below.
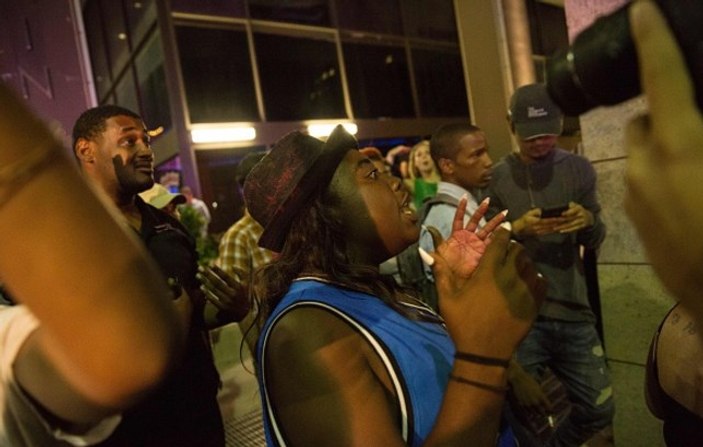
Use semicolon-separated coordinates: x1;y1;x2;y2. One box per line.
112;155;154;195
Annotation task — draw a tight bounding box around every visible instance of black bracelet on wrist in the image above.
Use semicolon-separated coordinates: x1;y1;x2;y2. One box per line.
454;351;510;368
449;374;508;394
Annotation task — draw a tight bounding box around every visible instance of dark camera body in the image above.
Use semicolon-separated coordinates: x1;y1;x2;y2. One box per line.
546;0;703;116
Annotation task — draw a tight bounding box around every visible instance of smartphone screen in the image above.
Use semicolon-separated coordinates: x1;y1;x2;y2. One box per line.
541;205;569;218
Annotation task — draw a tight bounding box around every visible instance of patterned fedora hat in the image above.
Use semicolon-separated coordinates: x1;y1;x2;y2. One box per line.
243;125;358;251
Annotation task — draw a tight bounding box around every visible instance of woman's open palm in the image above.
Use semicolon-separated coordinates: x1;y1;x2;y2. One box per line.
425;196;506;280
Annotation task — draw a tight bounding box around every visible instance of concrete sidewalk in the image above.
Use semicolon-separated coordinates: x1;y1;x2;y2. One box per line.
210;323;265;447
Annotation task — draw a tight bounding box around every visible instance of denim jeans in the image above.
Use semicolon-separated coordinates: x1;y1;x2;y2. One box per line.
515;319;615;447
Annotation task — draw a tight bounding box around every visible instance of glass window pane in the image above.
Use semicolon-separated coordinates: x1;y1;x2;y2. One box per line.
343;42;413;119
100;93;117;105
527;0;568;57
170;0;245;17
114;69;141;113
135;32;172;130
176;25;258;123
100;0;131;78
401;0;457;41
249;0;330;27
255;32;344;121
83;0;112;100
123;0;157;47
335;0;402;35
412;47;469;117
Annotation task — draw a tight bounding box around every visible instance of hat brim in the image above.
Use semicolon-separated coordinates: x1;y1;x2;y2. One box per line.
514;118;562;140
150;193;186;210
258;125;358;252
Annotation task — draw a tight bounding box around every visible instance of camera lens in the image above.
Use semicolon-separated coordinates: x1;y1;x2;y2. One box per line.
547;4;639;116
547;1;703;116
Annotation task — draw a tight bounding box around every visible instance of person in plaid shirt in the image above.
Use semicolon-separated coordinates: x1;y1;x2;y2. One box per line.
215;151;275;346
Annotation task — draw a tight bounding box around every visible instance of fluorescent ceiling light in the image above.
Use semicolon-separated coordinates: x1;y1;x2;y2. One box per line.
190;126;256;143
307;123;358;138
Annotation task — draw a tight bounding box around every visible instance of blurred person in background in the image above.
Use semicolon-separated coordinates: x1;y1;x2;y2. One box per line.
406;140;441;210
139;182;185;219
214;151;275;347
180;185;211;237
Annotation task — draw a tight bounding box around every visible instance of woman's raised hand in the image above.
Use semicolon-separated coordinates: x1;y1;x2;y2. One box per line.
422;195;505;279
424;199;546;358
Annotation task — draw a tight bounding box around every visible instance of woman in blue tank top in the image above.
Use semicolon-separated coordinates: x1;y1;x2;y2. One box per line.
242;125;546;446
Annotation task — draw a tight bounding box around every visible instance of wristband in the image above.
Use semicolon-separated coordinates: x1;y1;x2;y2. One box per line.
449;374;508;394
454;350;510;368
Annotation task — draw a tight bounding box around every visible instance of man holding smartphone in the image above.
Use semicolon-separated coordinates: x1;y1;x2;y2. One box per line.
482;83;613;446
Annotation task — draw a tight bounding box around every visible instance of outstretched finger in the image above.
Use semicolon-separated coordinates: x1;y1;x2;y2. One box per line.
197;266;228;291
464;196;490;233
476;209;507;240
201;286;226;311
624;115;652;219
209;264;244;286
452;194;469;234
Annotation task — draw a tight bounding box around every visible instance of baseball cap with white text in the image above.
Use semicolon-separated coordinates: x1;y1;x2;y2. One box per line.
509;83;563;140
